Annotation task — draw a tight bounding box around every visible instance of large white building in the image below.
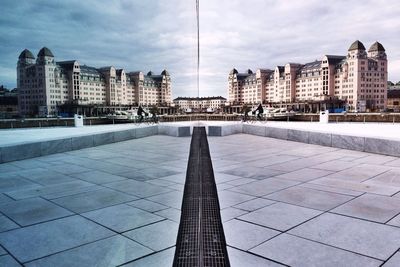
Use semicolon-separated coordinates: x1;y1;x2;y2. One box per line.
17;47;172;116
228;40;388;111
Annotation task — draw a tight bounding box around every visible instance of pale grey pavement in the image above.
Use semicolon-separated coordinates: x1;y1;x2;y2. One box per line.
0;134;400;266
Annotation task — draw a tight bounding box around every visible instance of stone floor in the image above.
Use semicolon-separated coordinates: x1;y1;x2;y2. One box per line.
0;134;400;266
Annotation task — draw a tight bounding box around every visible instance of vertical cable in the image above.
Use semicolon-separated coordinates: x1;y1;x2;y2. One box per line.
196;0;200;99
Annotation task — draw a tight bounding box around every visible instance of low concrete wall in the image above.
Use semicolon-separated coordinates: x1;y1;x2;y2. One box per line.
2;123;400;163
242;124;400;157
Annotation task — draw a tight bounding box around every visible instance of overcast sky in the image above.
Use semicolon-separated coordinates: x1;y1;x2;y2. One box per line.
1;0;399;97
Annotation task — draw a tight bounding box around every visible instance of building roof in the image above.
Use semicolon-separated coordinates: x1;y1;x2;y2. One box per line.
301;61;322;71
230;68;238;75
348;40;366;51
37;47;54;57
173;96;226;101
80;65;101;76
368;41;385;52
57;60;77;70
19;49;35;59
325;55;346;65
388;89;400;99
161;69;170;76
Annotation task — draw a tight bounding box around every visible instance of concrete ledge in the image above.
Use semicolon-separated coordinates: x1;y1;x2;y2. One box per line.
178;127;191;137
41;138;72;156
2;123;400;163
114;129;136;142
221;124;242;136
72;135;93;150
1;142;42;163
331;134;365;151
288;129;309;143
136;126;157;138
309;132;332;147
93;132;115;146
158;125;190;137
266;127;288;140
364;138;400;157
243;124;266;137
208;126;222;136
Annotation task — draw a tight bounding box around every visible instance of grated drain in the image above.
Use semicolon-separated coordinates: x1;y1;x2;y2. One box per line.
173;127;230;267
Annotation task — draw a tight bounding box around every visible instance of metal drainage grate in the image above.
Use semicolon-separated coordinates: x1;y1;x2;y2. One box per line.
173;127;230;267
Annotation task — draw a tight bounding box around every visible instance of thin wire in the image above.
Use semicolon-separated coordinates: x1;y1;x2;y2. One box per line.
196;0;200;99
196;0;200;126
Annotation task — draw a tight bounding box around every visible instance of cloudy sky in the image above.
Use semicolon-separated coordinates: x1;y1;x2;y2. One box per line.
1;0;399;97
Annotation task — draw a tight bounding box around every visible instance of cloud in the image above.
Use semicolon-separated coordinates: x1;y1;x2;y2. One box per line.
0;0;399;96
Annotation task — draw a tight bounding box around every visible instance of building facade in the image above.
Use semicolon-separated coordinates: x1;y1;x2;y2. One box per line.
17;47;172;116
173;96;226;111
228;40;388;111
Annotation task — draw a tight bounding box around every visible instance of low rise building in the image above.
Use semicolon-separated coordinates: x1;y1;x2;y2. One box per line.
173;96;226;112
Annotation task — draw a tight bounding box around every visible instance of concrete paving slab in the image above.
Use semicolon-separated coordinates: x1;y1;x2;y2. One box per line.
229;178;300;197
382;252;400;267
154;208;181;222
104;179;172;198
332;194;400;223
323;164;390;183
220;207;248;222
127;199;169;213
123;220;179;251
0;175;41;194
311;160;358;172
273;168;333;182
224;219;279;251
0;215;19;232
387;214;400;227
70;170;127;184
288;213;400;260
233;198;276;212
218;190;255;209
250;233;382;267
5;180;94;200
0;197;73;226
310;177;400;196
0;215;114;263
52;188;137;213
147;191;183;210
25;235;151;267
82;204;164;233
121;247;175;267
265;186;354;211
0;193;13;204
239;202;322;231
0;255;21;267
222;166;284;180
227;246;284;267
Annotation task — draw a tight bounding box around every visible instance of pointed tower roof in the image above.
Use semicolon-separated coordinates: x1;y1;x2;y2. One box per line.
368;41;385;52
37;47;54;57
19;49;35;59
348;40;366;51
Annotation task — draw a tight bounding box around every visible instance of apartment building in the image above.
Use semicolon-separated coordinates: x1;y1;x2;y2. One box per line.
173;96;227;111
228;40;388;111
17;47;172;116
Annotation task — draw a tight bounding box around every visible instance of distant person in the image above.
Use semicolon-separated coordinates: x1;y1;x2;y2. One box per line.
255;104;264;120
242;104;250;122
137;106;144;122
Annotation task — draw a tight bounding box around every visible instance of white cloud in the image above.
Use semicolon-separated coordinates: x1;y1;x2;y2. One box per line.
0;0;399;95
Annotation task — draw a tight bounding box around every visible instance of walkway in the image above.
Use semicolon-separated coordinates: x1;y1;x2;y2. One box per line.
0;134;399;266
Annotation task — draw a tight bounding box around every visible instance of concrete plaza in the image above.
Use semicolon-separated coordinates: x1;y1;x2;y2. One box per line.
0;133;399;266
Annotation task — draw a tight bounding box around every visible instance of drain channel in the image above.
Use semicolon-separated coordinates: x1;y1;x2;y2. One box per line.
173;127;230;267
